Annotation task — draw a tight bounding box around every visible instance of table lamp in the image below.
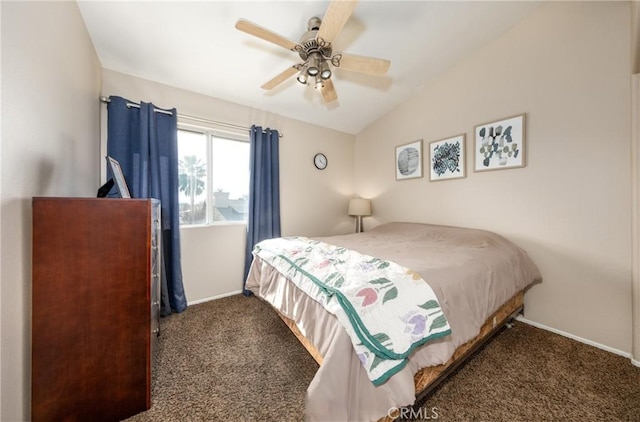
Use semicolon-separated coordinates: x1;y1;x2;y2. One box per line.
348;198;371;233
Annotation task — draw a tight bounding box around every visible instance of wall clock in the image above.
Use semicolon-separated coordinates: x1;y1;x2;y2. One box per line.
314;153;328;170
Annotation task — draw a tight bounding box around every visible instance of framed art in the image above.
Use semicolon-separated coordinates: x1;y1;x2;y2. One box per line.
106;156;131;198
429;134;466;181
395;139;423;180
474;113;526;172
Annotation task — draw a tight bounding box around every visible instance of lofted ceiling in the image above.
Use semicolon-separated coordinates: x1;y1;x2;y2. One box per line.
77;1;543;135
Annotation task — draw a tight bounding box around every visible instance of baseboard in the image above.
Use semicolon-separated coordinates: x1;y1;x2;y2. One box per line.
188;290;243;306
516;316;632;360
632;357;640;368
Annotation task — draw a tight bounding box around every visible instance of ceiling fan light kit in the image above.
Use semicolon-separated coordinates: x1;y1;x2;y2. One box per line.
296;65;309;85
320;61;332;80
235;0;390;103
306;53;321;76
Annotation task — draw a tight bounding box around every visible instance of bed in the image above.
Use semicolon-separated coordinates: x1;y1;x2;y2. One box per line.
245;222;541;421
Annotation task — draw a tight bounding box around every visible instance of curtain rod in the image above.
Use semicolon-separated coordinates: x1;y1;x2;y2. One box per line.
99;96;282;137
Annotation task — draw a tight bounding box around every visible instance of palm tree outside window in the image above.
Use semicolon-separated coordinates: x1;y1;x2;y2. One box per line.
178;155;206;224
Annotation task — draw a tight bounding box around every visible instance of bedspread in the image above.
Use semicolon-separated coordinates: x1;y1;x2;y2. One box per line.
253;236;451;385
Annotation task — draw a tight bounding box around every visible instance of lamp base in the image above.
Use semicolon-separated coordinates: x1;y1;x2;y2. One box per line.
354;216;364;233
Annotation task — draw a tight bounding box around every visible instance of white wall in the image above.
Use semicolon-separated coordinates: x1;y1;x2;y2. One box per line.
101;70;356;303
1;1;102;420
355;1;633;353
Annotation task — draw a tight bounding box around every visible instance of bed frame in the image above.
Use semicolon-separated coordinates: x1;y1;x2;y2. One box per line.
276;291;524;422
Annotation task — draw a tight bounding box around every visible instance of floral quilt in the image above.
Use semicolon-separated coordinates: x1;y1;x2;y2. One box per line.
253;236;452;386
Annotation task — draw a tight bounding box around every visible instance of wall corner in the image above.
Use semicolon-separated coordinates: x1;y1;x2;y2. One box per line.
631;74;640;363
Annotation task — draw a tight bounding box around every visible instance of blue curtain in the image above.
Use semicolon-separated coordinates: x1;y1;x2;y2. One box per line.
107;96;187;315
243;125;281;295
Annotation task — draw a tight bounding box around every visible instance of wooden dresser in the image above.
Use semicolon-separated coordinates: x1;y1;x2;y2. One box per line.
32;197;161;421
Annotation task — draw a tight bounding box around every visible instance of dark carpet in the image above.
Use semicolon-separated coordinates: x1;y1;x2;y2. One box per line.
124;295;640;422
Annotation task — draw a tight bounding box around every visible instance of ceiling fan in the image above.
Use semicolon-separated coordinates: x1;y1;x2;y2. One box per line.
235;0;390;103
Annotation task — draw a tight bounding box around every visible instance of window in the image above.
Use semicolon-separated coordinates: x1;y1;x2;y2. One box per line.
177;126;250;226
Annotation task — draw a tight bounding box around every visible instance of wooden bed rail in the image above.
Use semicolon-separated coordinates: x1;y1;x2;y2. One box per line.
277;311;324;366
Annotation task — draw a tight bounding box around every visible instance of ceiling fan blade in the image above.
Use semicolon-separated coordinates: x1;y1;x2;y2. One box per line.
321;79;338;103
261;66;299;90
317;0;359;44
235;19;299;51
336;53;390;76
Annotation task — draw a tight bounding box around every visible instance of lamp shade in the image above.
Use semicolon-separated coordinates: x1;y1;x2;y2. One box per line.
348;198;372;216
